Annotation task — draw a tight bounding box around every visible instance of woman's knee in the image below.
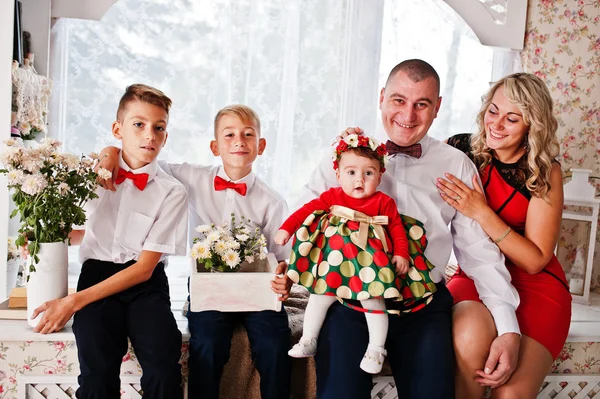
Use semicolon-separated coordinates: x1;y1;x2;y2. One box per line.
452;301;496;365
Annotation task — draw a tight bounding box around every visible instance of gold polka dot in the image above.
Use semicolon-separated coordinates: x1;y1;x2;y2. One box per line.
378;268;396;284
289;251;296;265
408;267;423;281
337;286;352;299
296;226;309;242
287;269;300;283
314;279;328;295
310;247;321;263
300;272;314;287
357;251;373;267
359;267;376;283
325;226;338;237
337;224;351;236
302;213;316;227
410;281;426;297
318;261;330;276
340;261;355;277
327;250;343;266
298;242;312;257
409;225;424;240
350;231;362;247
384;287;401;299
357;291;370;301
368;281;384;297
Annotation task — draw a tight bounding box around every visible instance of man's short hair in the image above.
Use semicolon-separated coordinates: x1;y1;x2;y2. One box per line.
116;84;172;120
213;104;261;138
385;59;441;96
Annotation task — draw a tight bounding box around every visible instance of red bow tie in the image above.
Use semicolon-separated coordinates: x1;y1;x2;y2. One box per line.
214;175;247;196
385;140;422;159
115;169;149;191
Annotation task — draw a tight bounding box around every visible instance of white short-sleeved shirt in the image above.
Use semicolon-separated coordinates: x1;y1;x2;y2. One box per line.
79;156;188;264
159;162;290;262
301;134;521;336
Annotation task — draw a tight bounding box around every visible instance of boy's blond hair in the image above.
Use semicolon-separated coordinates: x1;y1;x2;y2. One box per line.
116;84;172;121
213;104;261;138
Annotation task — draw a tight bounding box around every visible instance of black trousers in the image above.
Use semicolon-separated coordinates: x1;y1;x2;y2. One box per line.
73;259;183;399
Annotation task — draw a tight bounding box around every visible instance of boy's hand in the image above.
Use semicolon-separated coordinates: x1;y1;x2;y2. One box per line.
274;230;291;246
334;126;364;144
392;256;409;275
32;295;77;334
271;261;292;301
96;146;121;191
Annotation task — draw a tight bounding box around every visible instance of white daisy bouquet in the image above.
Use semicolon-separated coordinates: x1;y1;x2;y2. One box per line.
7;236;19;261
0;138;112;271
191;213;268;273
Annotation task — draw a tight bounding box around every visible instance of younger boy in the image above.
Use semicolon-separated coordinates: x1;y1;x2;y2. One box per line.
31;84;188;399
98;104;292;399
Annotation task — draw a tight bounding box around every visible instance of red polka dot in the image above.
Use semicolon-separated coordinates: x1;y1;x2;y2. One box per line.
346;221;359;230
316;234;325;248
324;292;335;296
342;242;359;259
420;236;427;248
308;221;318;233
328;235;345;250
414;256;427;271
326;272;342;289
368;238;383;251
411;303;426;312
401;286;412;298
349;276;363;293
373;251;390;267
316;251;323;265
296;258;309;273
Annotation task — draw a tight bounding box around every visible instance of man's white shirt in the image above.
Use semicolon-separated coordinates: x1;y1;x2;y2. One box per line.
79;157;188;264
302;134;520;336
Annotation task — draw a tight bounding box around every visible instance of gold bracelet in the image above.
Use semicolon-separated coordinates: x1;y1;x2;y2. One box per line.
492;227;512;244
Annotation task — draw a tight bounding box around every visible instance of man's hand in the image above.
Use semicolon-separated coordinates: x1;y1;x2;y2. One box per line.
96;146;121;191
271;261;292;301
32;295;78;334
392;255;409;275
274;230;291;246
475;332;520;388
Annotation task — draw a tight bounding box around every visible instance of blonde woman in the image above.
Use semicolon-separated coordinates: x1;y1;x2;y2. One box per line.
437;72;571;398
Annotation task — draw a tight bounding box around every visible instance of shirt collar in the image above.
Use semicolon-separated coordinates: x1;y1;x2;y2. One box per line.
119;155;158;183
216;166;256;191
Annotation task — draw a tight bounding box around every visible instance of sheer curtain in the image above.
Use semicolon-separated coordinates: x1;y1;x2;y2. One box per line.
49;0;496;204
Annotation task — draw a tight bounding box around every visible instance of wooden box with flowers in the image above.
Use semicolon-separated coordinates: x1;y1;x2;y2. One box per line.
189;214;282;312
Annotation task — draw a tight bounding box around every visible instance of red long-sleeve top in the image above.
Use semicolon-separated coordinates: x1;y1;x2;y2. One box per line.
280;187;408;259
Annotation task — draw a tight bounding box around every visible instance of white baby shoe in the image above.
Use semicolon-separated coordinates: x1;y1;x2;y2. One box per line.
288;337;318;358
360;344;387;374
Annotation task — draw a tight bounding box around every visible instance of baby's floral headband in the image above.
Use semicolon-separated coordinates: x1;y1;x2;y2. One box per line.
332;134;389;173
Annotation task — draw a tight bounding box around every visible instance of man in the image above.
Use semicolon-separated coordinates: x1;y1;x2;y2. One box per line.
300;59;521;398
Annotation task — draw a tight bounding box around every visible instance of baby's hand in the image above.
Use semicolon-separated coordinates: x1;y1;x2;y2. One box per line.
274;230;291;246
392;256;409;275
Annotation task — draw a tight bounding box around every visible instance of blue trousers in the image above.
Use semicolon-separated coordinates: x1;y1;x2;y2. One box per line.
316;283;455;399
73;259;183;399
187;306;291;399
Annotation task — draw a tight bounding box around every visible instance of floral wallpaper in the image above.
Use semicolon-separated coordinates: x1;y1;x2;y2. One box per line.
521;0;600;296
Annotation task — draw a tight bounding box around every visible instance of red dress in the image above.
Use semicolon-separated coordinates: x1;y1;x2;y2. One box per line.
446;134;572;359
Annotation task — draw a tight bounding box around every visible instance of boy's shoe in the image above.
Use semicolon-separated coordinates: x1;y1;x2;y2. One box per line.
360;344;387;374
288;337;318;358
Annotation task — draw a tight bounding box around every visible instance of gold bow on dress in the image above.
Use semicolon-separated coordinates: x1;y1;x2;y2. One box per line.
329;205;389;253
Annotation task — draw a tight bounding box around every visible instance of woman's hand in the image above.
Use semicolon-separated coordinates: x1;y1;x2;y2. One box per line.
333;127;364;144
436;173;489;221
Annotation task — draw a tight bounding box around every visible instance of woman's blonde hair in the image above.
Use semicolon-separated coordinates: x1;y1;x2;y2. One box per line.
471;72;559;200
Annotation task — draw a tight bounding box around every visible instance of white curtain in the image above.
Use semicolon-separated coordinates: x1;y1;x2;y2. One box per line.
49;0;498;205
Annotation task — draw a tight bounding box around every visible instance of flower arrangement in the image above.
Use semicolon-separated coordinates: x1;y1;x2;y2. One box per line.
0;138;111;272
332;134;389;172
191;213;268;273
7;236;19;261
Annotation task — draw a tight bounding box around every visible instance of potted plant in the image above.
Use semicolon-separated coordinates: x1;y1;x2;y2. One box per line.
0;137;111;327
189;213;282;312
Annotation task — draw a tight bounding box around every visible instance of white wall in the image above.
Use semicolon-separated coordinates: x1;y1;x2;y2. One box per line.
20;0;52;76
1;0;16;300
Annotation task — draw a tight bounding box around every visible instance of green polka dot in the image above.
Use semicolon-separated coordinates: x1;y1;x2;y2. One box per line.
357;251;373;267
314;279;328;294
410;281;426;297
378;268;395;284
368;281;384;297
310;247;321;263
340;261;355;277
300;272;314;287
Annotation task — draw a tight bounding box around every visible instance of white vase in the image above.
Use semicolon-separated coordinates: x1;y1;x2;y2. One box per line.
27;241;69;329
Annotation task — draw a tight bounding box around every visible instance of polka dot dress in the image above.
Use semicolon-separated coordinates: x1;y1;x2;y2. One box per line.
287;211;437;313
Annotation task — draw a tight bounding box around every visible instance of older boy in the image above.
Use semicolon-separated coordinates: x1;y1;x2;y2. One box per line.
98;104;292;399
32;84;188;399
